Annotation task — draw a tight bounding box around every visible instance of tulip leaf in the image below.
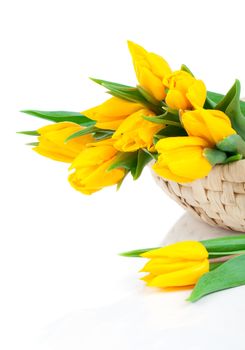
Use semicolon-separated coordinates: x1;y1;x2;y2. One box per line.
93;130;114;141
223;153;243;164
65;125;97;142
188;254;245;302
107;152;138;173
206;91;245;115
26;142;39;146
201;234;245;253
203;148;227;166
21;110;95;126
119;247;158;257
215;80;245;140
137;86;161;106
17;130;39;136
181;64;195;77
153;125;187;144
133;149;152;180
217;134;245;157
143;114;182;127
91;77;162;113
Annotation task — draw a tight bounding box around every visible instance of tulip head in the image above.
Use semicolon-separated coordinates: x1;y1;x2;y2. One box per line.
128;41;172;101
33;122;94;163
153;136;212;183
82;97;143;130
140;241;209;288
164;71;206;110
68;139;125;194
112;109;162;152
181;109;236;145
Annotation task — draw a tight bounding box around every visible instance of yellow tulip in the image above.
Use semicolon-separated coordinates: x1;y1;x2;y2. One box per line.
82;97;143;130
127;41;172;101
68;139;125;195
153;136;212;182
34;122;94;163
164;70;206;110
112;109;162;152
140;241;209;288
181;108;236;144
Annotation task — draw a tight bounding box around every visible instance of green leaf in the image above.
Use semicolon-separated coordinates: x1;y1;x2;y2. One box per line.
137;85;161;106
143;115;182;127
207;90;245;115
215;80;245;139
107;152;138;172
65;125;97;142
21;110;95;126
119;247;158;257
91;77;162;113
153;125;187;144
217;134;245;157
201;234;245;253
223;153;243;164
181;64;194;77
17;130;39;136
93;130;114;140
26;142;39;146
133;149;152;180
188;254;245;302
203;148;227;166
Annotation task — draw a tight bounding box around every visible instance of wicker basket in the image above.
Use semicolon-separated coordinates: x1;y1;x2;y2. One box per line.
152;159;245;232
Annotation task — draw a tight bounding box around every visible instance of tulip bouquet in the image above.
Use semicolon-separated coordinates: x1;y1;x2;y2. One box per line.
19;41;245;194
19;42;245;301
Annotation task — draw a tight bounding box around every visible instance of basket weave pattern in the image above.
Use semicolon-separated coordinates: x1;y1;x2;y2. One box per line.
152;160;245;232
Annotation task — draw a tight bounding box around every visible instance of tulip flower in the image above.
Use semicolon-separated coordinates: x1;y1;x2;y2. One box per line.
34;122;94;163
163;70;206;110
153;136;212;182
181;108;236;144
127;41;172;101
82;97;143;130
140;241;209;288
112;109;162;152
68;139;125;194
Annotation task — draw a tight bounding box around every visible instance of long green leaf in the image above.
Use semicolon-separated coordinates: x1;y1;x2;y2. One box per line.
119;247;158;257
133;149;152;180
17;130;39;136
201;234;245;253
107;152;138;172
188;254;245;302
215;80;245;139
65;125;97;142
21;110;95;126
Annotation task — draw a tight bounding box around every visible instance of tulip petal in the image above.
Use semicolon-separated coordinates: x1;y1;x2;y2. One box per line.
186;80;206;108
141;241;208;260
148;259;209;287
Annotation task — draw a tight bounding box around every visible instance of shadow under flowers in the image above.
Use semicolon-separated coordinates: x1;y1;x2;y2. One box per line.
162;212;239;246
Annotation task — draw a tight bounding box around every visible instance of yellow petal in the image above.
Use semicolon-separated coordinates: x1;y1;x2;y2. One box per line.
148;259;209;287
186;80;206;108
155;136;209;153
165;89;191;110
141;259;204;274
182;109;236;144
141;241;208;260
82;97;142;124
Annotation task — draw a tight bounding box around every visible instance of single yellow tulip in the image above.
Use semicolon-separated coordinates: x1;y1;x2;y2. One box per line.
164;70;206;110
181;108;236;144
127;41;172;101
153;136;212;182
34;122;94;163
112;109;162;152
68;139;125;194
140;241;209;288
82;97;143;130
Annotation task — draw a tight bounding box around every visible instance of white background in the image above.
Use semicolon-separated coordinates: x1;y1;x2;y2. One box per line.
1;0;245;349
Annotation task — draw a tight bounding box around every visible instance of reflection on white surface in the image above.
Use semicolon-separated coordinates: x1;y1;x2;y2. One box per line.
40;214;245;350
